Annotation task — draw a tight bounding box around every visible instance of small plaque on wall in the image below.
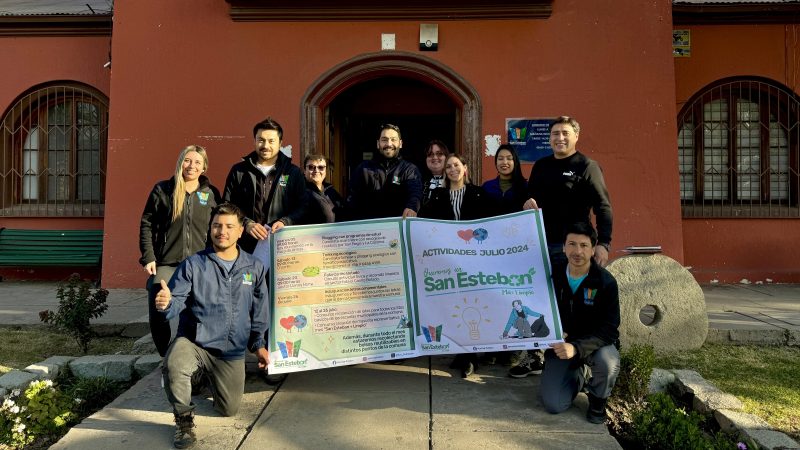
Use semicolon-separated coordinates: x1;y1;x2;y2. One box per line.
673;30;690;57
506;118;552;163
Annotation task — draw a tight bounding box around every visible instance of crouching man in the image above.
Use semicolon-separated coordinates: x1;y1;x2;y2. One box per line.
541;222;620;424
155;203;270;448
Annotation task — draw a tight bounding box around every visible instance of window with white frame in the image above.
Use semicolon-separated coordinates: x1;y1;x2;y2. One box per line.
677;78;799;217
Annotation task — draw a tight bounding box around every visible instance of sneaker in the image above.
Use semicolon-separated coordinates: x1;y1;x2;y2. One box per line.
173;413;196;449
508;350;526;367
508;352;544;378
586;394;607;424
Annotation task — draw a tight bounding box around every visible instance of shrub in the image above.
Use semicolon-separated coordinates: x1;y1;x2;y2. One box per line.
632;392;742;450
63;377;126;417
40;274;109;354
0;380;76;447
607;343;656;435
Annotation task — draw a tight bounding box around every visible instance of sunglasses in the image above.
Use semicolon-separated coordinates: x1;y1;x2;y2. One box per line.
306;164;327;171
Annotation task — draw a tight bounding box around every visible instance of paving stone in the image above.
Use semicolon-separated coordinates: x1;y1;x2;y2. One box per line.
0;370;40;391
131;334;157;355
24;356;77;379
70;355;138;382
714;409;771;433
134;354;162;378
742;428;800;450
672;369;743;413
648;368;675;394
606;255;708;351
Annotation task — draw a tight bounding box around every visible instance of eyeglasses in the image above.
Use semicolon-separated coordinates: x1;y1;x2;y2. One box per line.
427;152;446;158
306;164;327;171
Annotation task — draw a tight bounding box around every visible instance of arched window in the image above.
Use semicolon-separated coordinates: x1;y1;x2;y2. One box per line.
1;83;108;216
677;77;799;217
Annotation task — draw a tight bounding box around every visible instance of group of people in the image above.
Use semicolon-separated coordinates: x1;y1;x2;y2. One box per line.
138;116;620;449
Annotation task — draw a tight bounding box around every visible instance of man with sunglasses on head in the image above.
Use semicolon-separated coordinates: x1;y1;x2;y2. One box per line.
347;123;423;220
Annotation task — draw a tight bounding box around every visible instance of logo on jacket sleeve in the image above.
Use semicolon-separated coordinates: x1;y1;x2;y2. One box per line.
583;288;597;305
196;191;210;205
242;272;253;285
392;175;401;185
279;175;289;187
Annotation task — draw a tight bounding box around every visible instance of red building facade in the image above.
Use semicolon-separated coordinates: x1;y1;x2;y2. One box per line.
0;0;797;287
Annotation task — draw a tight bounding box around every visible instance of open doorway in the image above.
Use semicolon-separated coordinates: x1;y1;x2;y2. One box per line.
326;77;457;196
300;52;482;197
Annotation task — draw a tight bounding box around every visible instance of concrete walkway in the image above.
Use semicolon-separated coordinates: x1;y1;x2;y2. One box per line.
1;281;798;449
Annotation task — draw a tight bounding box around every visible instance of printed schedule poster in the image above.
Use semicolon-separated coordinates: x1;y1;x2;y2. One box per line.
405;210;564;355
268;219;416;374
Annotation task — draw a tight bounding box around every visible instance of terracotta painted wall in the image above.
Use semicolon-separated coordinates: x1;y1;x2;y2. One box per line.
674;24;800;282
0;35;109;229
103;0;682;288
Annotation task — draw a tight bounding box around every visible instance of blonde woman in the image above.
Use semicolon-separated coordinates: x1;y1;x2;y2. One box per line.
139;145;220;356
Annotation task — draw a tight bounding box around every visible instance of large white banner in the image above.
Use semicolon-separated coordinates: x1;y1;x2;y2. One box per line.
405;210;563;355
266;210;564;373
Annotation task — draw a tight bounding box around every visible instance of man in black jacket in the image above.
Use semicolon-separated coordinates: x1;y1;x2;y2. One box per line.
512;115;614;378
540;222;620;424
223;117;308;254
347;123;423;220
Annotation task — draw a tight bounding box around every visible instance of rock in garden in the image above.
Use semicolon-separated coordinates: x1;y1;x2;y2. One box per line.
24;355;76;379
69;355;138;382
0;369;39;391
134;354;162;377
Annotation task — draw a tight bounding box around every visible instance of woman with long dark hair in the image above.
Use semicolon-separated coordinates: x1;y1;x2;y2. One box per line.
481;144;528;216
139;145;220;356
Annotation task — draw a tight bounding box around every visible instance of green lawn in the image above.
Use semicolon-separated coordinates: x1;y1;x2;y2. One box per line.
656;344;800;442
0;326;136;374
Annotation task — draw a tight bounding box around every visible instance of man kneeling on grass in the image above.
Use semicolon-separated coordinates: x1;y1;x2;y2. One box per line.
541;222;620;424
155;203;269;449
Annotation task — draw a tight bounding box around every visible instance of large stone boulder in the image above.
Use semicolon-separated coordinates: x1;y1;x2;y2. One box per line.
606;254;708;351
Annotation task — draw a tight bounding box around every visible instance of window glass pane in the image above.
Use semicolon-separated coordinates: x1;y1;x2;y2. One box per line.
735;100;760;201
678;122;694;200
77;102;99;126
769;121;789;201
47;150;69;201
703;99;729;200
22;127;39;200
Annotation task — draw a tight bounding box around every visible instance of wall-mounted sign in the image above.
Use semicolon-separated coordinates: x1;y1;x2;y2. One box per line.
673;29;690;57
506;118;552;162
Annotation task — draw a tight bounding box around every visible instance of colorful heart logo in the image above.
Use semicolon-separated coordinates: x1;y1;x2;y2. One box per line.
457;229;474;242
280;316;295;331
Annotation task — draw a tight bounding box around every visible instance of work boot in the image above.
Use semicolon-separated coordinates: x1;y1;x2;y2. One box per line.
586;393;607;424
173;412;196;449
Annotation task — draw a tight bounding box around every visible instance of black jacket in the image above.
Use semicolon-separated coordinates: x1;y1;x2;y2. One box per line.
552;259;620;362
528;151;613;247
306;181;347;224
419;184;490;221
223;151;308;252
139;175;220;266
347;154;423;219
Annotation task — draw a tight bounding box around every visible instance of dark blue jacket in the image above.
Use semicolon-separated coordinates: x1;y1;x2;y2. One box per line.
161;247;269;360
481;177;527;216
552;259;620;361
347;154;423;219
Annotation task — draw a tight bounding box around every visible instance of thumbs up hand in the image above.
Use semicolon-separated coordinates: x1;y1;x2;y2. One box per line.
155;279;171;311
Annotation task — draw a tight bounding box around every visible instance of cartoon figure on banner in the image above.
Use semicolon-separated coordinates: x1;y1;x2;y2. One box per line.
501;299;549;339
279;314;308;333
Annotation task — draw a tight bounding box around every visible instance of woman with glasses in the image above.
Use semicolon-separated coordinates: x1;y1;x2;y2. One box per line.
419;153;489;377
304;154;346;223
139;144;220;356
422;140;450;207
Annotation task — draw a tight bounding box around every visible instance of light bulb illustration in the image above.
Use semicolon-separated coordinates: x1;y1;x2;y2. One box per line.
461;307;482;340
